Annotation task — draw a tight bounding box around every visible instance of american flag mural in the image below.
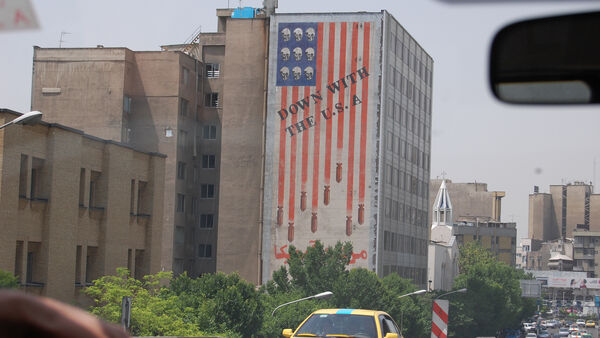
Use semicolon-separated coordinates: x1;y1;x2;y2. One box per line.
264;14;382;278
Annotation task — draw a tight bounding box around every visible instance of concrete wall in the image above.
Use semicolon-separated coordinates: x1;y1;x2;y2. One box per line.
429;179;504;225
0;110;165;303
529;193;558;241
216;18;268;284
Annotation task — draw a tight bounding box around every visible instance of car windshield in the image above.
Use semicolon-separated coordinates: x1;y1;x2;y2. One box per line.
296;313;377;338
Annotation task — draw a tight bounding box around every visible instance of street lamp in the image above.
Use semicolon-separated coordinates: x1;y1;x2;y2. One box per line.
437;288;467;299
398;289;428;336
0;111;43;130
271;291;333;316
398;289;427;299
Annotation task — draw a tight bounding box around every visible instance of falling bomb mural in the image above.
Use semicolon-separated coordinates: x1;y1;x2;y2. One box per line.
262;12;384;280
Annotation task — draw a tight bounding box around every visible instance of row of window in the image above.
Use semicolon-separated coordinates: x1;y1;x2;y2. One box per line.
383;230;428;256
176;185;216;213
388;33;432;86
177;126;218;152
387;65;431;113
387;98;430;137
176;156;216;180
384;165;428;198
385;133;430;171
383;197;428;227
181;63;220;85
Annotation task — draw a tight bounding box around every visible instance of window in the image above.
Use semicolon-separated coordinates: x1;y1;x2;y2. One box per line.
177;161;186;179
123;95;132;113
30;157;48;200
182;67;190;85
89;170;105;209
191;197;198;215
179;98;189;116
137;181;150;215
202;154;216;169
176;193;185;212
175;226;185;244
203;125;217;140
200;214;214;228
205;63;220;78
178;130;188;148
19;154;28;198
205;93;219;108
201;184;215;198
198;244;212;258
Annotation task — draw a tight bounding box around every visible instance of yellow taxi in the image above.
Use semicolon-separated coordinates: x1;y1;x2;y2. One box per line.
282;309;400;338
585;320;596;328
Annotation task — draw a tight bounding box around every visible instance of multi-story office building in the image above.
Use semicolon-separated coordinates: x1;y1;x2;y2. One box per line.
0;109;165;303
453;221;517;266
573;231;600;277
428;179;505;225
529;182;599;241
31;47;218;277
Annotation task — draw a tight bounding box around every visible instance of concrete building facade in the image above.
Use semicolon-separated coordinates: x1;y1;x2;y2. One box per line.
0;109;165;303
428;179;505;225
529;182;596;241
454;221;517;266
573;231;600;277
31;47;218;277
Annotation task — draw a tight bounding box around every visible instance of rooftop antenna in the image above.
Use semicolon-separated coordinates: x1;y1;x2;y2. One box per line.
59;31;71;48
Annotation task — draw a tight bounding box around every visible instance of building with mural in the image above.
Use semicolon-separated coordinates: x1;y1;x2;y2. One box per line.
261;11;433;287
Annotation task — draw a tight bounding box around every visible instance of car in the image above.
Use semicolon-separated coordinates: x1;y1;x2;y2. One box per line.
282;309;400;338
559;327;572;337
585;320;595;328
523;322;537;333
570;324;580;332
545;320;558;329
537;330;550;338
525;333;537;338
577;319;586;327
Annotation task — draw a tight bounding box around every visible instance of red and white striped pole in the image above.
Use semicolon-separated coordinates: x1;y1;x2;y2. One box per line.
431;299;449;338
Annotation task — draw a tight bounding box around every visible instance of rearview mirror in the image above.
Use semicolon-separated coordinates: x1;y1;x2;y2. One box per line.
282;328;293;337
490;11;600;104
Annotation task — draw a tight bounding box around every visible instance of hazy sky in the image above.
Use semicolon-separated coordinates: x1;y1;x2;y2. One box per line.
2;0;600;240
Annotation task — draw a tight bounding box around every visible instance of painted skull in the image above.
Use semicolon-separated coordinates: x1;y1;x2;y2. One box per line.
305;47;315;61
304;67;314;81
293;27;303;41
280;67;290;81
306;27;315;41
281;48;290;61
281;28;291;41
292;66;302;80
293;47;303;61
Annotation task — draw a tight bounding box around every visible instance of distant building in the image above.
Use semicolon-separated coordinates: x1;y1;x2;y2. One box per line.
573;230;600;277
528;182;599;241
453;221;517;266
428;180;459;291
526;239;573;271
516;238;542;269
0;109;165;303
428;179;505;225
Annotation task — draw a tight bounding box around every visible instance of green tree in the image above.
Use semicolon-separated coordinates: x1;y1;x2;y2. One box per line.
84;268;200;336
168;271;264;337
0;269;18;289
450;242;536;337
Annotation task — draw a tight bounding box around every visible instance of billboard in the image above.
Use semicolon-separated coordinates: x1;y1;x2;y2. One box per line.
263;13;383;280
547;277;600;289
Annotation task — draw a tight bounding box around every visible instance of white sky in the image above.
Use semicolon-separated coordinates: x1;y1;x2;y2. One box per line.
2;0;600;240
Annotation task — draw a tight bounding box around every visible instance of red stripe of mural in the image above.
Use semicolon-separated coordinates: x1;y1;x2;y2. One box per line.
311;22;324;232
301;86;310;205
335;22;347;169
323;22;335;204
345;22;359;236
288;87;299;242
277;87;288;227
358;22;370;207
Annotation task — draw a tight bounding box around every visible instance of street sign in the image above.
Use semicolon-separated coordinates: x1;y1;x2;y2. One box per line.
0;0;39;31
521;280;542;298
432;299;449;338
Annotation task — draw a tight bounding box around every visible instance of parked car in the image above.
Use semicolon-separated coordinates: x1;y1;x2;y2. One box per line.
282;309;400;338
